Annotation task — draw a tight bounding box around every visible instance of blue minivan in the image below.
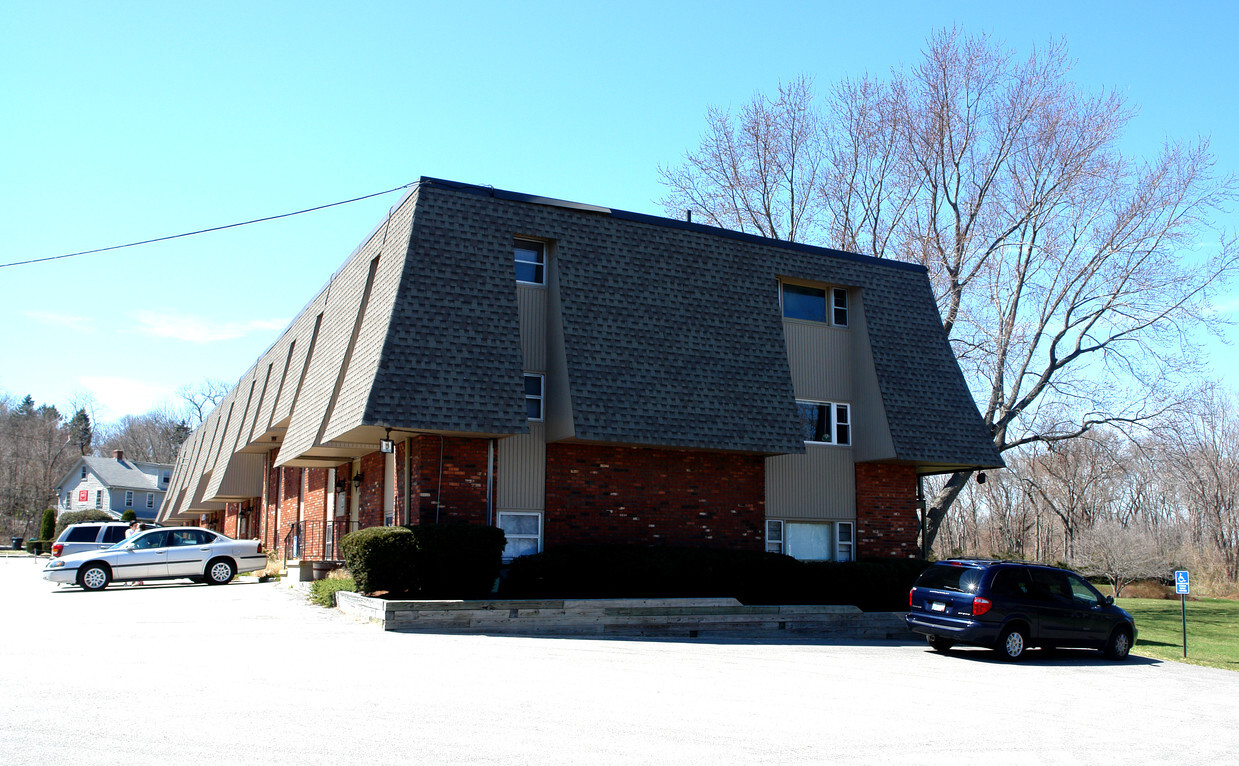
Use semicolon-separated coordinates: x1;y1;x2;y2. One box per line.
906;559;1137;661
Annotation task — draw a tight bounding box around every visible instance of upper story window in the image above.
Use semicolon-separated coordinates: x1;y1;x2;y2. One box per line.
514;239;545;285
81;466;87;480
161;471;171;485
781;282;849;327
524;374;545;421
796;400;851;446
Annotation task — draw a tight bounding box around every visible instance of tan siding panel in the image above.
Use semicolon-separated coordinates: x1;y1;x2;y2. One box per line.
214;453;266;500
765;445;855;520
497;421;545;511
848;292;897;462
783;321;852;402
517;283;547;372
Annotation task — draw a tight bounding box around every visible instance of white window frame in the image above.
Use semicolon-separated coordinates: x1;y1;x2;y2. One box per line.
95;490;103;509
796;400;851;446
514;238;546;286
497;511;542;561
146;492;154;509
766;519;784;554
524;373;545;422
125;491;134;508
81;466;87;480
780;281;850;327
836;521;855;562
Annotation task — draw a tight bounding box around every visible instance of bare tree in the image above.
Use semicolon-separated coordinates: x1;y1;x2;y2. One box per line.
661;28;1239;551
94;407;191;464
176;378;230;429
659;75;825;241
1073;518;1168;597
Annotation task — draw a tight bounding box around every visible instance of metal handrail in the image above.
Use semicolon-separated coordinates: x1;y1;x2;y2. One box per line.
326;519;359;561
281;520;304;571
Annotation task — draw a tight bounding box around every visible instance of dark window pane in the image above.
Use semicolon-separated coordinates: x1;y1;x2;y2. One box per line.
835;404;850;445
796;401;830;442
524;375;542;396
832;288;849;326
515;241;545;284
66;526;99;543
526;398;542;420
915;563;985;594
782;284;826;322
102;527;127;544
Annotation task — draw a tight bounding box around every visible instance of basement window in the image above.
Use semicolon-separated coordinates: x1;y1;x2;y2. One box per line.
498;512;542;560
768;520;854;562
514;239;545;285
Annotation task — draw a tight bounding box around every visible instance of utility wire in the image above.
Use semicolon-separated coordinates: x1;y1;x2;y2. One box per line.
0;181;419;269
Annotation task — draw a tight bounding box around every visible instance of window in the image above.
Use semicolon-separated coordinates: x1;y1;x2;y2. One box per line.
524;374;545;421
102;526;127;544
125;491;134;508
836;522;854;562
768;520;854;561
171;529;214;546
161;471;170;485
498;512;542;560
146;493;154;509
766;520;784;554
66;526;100;543
95;490;103;509
781;282;849;327
514;239;545;285
833;288;849;327
796;401;851;446
81;466;87;480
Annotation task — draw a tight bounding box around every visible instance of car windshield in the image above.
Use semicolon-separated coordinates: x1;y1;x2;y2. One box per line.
916;564;985;594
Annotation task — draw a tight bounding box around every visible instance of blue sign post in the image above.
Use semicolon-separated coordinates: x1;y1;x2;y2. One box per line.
1175;570;1190;658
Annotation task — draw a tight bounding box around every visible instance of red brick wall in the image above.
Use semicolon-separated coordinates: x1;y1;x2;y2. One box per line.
855;462;919;558
407;436;490;526
544;444;765;549
357;451;387;529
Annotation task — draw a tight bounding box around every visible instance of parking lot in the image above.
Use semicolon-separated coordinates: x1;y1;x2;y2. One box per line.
2;554;1237;765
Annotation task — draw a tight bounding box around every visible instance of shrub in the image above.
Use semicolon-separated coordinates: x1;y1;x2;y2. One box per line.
40;509;56;541
501;544;931;610
406;523;507;598
339;526;417;594
1122;580;1172;600
121;509;137;522
309;576;356;607
54;509;115;537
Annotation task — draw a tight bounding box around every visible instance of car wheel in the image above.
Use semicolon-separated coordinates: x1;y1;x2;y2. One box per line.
80;564;111;591
996;625;1028;661
206;559;235;585
1104;627;1132;661
927;635;954;653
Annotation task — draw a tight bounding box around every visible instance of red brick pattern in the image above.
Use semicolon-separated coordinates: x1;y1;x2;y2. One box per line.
407;435;491;525
544;444;765;549
855;462;919;558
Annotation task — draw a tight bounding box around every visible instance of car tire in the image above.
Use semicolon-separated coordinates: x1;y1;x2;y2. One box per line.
79;564;111;592
996;625;1028;661
927;635;954;653
1104;627;1133;661
206;559;235;585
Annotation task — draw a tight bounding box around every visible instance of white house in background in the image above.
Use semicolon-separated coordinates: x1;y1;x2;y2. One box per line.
55;450;172;522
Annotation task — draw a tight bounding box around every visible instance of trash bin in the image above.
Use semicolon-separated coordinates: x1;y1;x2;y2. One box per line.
10;537;23;550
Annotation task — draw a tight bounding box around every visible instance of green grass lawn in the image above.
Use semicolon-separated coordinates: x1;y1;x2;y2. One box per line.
1117;596;1239;672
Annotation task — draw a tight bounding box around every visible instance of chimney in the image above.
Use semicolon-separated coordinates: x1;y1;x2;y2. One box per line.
113;449;124;461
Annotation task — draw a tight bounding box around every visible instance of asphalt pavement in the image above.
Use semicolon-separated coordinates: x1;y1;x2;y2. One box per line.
2;554;1237;765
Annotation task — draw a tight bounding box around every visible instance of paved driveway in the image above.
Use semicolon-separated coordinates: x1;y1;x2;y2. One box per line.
2;555;1237;765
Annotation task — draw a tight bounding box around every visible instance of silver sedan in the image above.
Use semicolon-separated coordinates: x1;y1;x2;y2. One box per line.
43;527;266;590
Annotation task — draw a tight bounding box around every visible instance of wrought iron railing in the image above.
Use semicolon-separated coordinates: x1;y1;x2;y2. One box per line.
326;519;358;561
282;520;304;571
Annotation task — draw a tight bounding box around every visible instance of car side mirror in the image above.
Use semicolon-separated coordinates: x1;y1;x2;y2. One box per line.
122;542;136;551
1103;596;1114;606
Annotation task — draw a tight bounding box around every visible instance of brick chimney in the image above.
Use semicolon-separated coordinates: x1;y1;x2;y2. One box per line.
113;449;124;461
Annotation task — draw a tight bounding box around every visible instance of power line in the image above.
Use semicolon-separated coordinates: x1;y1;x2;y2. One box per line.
0;181;419;269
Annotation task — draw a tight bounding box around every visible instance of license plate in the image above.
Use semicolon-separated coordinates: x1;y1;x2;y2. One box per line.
931;601;946;612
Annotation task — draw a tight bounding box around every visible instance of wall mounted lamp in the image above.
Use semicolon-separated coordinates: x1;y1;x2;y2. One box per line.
352;472;364;490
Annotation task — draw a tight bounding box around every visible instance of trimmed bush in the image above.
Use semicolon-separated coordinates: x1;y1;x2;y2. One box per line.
405;523;507;599
309;576;357;607
40;509;56;541
501;544;932;610
54;509;116;537
339;526;417;594
121;509;137;522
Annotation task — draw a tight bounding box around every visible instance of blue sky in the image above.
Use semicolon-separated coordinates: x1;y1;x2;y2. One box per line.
3;1;1237;422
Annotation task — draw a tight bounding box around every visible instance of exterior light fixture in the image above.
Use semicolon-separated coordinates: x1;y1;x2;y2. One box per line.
380;428;394;454
352;472;364;489
976;472;987;484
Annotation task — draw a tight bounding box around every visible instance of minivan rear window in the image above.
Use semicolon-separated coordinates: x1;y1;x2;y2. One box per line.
915;564;985;594
65;526;101;543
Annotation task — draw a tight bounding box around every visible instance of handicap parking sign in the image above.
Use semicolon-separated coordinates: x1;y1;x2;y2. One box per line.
1175;570;1190;595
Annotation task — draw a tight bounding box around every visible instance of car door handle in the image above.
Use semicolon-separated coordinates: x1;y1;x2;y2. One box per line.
200;547;210;551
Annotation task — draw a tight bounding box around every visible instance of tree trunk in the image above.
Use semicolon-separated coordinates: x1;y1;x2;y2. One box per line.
923;470;974;555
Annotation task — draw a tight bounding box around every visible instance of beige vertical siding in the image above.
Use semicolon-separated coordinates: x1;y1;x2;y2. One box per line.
765;445;856;520
517;283;547;372
544;247;575;442
783;320;852;402
497;421;545;511
848;292;897;462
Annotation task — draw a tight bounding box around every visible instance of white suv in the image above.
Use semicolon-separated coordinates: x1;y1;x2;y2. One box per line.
51;522;158;558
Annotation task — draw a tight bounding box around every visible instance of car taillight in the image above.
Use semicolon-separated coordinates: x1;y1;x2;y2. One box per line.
909;588;915;608
971;596;993;616
256;541;264;554
52;543;63;557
